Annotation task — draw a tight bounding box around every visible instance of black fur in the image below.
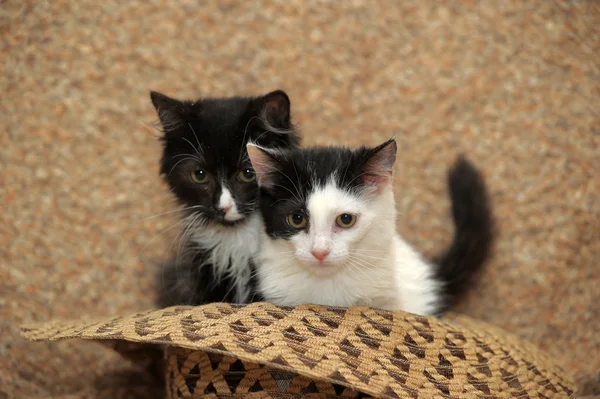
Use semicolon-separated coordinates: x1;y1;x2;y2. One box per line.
152;90;299;226
151;90;300;307
155;255;264;307
433;156;495;312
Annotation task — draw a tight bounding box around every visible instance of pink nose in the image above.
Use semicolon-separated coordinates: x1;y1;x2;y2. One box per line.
222;205;232;213
311;249;330;261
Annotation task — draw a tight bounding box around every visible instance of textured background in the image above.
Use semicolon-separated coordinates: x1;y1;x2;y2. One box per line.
1;1;599;397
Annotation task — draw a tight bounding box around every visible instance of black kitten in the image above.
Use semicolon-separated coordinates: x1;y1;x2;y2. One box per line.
151;90;300;307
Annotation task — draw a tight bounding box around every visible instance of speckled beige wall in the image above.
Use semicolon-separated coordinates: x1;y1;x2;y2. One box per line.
1;1;598;397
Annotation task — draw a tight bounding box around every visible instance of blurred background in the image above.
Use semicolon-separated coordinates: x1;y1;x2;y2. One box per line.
1;1;598;397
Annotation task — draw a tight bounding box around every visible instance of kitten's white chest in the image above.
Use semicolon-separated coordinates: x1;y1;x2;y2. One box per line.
191;214;261;302
256;231;442;315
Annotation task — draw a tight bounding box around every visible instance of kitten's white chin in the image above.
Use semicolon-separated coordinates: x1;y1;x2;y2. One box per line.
224;213;244;222
302;259;341;277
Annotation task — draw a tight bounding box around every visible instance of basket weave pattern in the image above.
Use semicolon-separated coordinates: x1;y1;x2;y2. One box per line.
21;303;575;398
167;348;369;398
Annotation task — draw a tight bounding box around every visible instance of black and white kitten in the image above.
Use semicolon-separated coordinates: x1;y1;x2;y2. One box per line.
246;139;493;315
151;90;300;307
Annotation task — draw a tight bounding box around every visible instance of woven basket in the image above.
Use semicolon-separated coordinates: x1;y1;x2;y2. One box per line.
21;303;576;398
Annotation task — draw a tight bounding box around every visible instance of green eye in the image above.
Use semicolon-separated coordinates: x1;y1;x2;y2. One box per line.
287;213;307;229
336;213;356;228
238;168;256;183
190;169;209;184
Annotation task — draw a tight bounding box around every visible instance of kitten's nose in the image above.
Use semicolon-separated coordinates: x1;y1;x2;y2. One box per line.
221;205;232;213
311;249;330;261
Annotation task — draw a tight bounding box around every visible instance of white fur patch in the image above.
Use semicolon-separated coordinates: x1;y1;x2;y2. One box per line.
255;180;442;315
290;179;373;270
218;187;242;222
191;213;261;302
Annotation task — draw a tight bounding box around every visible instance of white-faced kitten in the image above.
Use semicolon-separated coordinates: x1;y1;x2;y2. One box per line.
246;139;493;315
150;90;300;307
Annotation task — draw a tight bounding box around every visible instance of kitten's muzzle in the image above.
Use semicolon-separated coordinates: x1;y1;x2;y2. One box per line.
212;207;245;227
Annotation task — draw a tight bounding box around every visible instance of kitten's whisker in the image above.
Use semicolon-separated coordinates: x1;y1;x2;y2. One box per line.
187;123;202;154
239;116;261;164
350;254;379;269
353;249;387;254
353;247;387;252
340;156;351;186
269;164;304;205
266;250;297;257
220;279;239;303
168;157;198;177
252;130;272;143
345;171;373;190
351;264;386;291
353;253;388;261
291;161;304;202
270;198;293;206
356;257;388;263
172;215;203;264
172;215;196;252
271;183;303;205
177;213;203;250
157;187;178;202
138;215;192;258
347;258;388;290
346;255;378;274
345;259;379;287
181;136;203;160
139;205;204;221
172;153;202;162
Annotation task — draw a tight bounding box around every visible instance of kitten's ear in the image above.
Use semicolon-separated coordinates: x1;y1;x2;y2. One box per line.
259;90;291;131
361;139;397;191
246;143;281;190
150;91;185;133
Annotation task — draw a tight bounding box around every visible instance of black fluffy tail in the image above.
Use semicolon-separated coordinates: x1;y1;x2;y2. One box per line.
434;156;494;312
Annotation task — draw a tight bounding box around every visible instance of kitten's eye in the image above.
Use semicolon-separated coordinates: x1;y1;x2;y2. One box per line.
287;213;307;229
190;169;209;184
336;213;356;228
238;168;256;183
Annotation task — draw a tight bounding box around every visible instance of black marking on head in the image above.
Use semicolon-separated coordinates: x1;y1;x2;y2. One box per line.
247;140;397;239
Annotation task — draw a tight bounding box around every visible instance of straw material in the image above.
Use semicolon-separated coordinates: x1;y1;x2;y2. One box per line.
21;303;575;398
